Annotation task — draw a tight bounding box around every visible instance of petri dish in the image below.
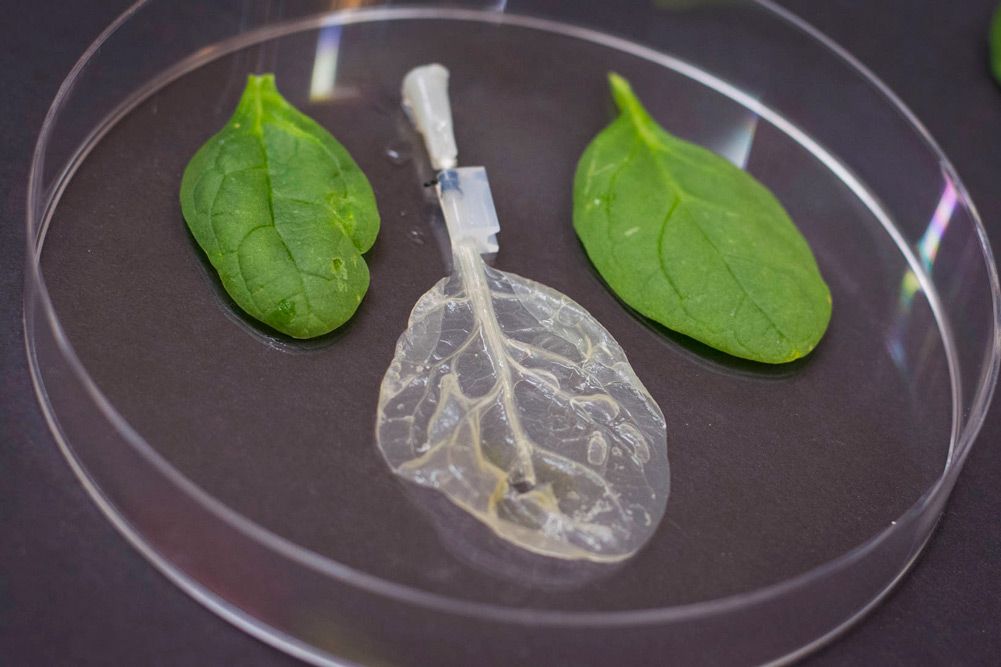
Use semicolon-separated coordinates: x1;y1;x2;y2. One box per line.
23;1;1000;664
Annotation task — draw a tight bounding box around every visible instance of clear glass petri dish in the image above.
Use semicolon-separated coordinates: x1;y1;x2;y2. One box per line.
23;1;1000;665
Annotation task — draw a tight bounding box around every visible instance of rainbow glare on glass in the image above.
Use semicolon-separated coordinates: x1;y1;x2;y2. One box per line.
713;110;759;169
309;24;341;101
918;178;958;272
889;177;959;369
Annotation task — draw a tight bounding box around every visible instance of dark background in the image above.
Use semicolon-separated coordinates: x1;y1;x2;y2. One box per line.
2;0;999;664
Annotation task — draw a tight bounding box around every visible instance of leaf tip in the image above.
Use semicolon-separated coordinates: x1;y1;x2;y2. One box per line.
606;72;653;129
607;71;629;91
235;73;282;125
246;72;278;92
607;71;634;110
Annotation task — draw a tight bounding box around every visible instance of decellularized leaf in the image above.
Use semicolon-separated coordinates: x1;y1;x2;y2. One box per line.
573;74;831;363
180;74;379;338
377;244;668;562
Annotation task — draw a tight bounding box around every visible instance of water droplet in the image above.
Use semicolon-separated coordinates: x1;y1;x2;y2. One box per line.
587;432;608;465
407;228;426;245
384;142;411;166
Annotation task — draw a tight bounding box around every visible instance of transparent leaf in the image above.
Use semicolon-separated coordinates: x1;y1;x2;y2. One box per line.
377;244;668;562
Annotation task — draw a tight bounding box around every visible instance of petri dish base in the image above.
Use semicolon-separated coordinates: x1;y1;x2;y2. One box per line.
24;2;1000;665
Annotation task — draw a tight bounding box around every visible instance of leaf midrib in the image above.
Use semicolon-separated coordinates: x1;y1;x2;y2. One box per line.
617;111;802;353
246;88;323;327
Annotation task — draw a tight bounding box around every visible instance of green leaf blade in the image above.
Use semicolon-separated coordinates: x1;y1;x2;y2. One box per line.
574;74;831;364
180;74;379;339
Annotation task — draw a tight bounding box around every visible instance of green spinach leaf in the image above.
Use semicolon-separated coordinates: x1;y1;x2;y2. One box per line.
180;74;379;339
573;73;831;364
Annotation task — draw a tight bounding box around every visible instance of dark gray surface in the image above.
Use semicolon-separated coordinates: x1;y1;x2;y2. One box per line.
1;0;999;665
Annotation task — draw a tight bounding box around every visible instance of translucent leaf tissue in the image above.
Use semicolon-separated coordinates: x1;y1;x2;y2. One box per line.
376;65;669;562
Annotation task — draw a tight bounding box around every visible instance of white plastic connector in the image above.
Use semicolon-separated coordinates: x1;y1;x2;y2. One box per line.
437;167;500;254
402;64;458;170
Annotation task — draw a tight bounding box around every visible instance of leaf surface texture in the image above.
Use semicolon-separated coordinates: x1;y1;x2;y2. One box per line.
573;74;831;363
180;74;379;338
378;246;668;561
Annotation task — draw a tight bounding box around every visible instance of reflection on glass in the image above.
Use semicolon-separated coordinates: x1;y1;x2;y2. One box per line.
309;0;385;101
309;0;509;103
889;177;957;369
713;111;759;169
309;24;341;102
918;177;957;272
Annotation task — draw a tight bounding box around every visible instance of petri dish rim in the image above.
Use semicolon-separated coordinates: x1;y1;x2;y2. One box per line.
23;0;1001;639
